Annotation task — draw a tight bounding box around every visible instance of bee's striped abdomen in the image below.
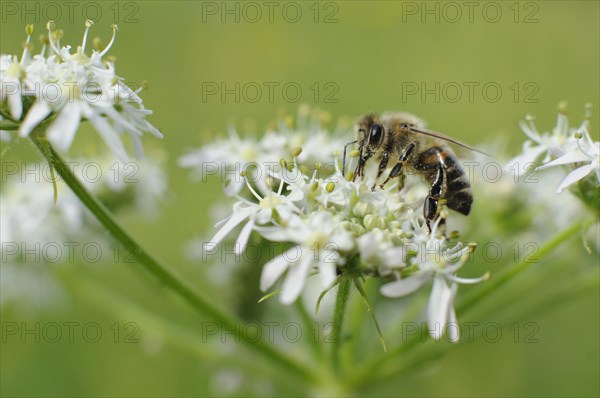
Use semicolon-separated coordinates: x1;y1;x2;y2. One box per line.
414;146;473;216
439;150;473;215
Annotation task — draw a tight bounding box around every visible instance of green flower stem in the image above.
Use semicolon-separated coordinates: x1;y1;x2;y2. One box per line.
349;219;583;388
29;131;317;384
331;276;351;376
294;300;325;362
343;279;371;366
456;219;583;315
362;268;599;391
61;269;308;386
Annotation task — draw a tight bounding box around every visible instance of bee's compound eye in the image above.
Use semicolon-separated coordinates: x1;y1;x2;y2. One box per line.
369;124;384;146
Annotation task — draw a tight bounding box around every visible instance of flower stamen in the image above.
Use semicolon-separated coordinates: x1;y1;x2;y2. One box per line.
81;19;94;52
20;24;34;65
99;25;118;58
46;21;64;60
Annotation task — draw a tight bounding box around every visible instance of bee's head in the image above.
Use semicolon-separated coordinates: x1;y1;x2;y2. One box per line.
356;113;385;154
347;113;388;180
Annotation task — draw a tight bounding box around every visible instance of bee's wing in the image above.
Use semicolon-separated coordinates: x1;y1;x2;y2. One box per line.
409;127;490;157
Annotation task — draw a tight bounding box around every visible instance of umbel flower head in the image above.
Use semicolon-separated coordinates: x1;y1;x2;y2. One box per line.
507;103;599;194
187;109;489;342
0;21;162;160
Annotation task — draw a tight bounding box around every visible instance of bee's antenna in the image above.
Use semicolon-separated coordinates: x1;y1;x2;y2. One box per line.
342;140;357;176
409;127;491;157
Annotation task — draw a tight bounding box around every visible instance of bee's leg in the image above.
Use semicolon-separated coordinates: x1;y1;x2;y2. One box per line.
371;151;389;191
397;173;406;192
352;145;363;182
424;162;446;233
353;146;372;182
379;143;415;189
342;140;357;177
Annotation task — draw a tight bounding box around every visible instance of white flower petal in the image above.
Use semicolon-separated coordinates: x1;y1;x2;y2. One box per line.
518;120;541;142
280;252;312;304
7;79;22;120
19;101;51;137
332;230;354;252
556;163;595;193
447;284;460;343
260;248;295;291
224;178;245;197
380;272;430;297
382;247;406;268
255;208;273;224
88;115;129;161
206;208;251;247
254;224;296;242
427;276;452;340
46;102;81;152
234;218;254;255
318;250;338;288
505;145;546;177
538;150;590;170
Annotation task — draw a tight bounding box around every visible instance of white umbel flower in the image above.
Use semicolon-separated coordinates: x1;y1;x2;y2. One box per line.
204;173;304;255
258;211;354;304
506;111;575;177
537;121;599;193
508;104;599;194
1;21;162;160
380;221;488;342
193;109;489;328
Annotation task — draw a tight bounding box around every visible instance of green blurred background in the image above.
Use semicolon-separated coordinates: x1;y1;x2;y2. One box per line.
1;1;598;396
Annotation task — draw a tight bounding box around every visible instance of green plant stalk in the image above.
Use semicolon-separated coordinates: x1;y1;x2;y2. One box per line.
29;131;317;384
294;300;325;362
456;219;583;315
61;269;309;386
362;268;599;391
350;219;583;387
331;277;351;376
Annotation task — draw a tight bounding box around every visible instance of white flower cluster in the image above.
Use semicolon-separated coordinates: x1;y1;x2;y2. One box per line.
191;112;488;342
1;153;168;257
508;104;599;193
0;21;162;160
179;106;348;196
0;153;168;310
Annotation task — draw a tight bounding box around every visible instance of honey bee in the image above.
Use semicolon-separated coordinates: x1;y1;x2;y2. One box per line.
343;112;486;232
